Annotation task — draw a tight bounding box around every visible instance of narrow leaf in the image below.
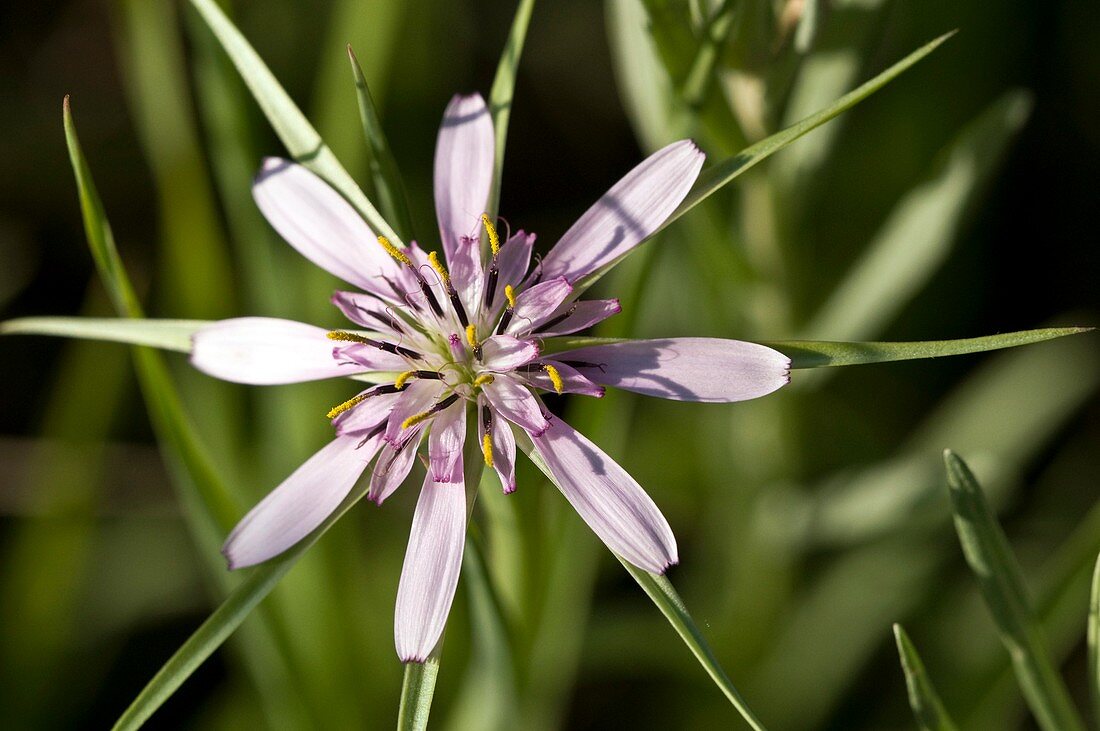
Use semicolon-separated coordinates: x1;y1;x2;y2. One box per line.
112;479;374;731
893;624;959;731
486;0;536;221
1089;553;1100;729
398;660;441;731
944;450;1085;731
664;31;956;230
765;328;1091;368
187;0;402;245
347;45;415;240
518;434;768;730
1;316;206;352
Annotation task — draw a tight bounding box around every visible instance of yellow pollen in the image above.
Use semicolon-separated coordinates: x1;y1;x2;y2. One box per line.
504;284;516;309
327;330;371;344
377;235;412;266
465;324;479;349
543;364;564;394
427;251;451;288
401;410;434;430
326;393;368;420
472;373;495;388
393;370;417;390
482;433;494;468
481;214;500;256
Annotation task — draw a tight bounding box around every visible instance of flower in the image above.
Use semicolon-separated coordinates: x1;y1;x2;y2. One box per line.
190;93;791;663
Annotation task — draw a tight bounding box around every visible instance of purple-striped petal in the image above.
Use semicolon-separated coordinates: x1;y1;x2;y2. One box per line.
394;474;467;663
222;434;377;569
539;141;704;284
369;430;424;505
529;417;677;574
535;299;622;337
428;401;466;483
480;399;517;494
555;338;790;402
481;335;539;371
253;158;397;292
507;277;573;335
483;375;549;435
192;317;360;385
434;94;494;264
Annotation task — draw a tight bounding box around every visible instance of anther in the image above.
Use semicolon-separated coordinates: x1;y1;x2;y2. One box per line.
496;284;517;334
504;284;516;309
377;236;412;267
393;370;417;390
327;330;422;360
427;251;469;327
465;324;483;360
472;373;495;388
400;392;460;430
377;237;444;318
482;214;500;256
543;364;564;394
326;393;369;420
482;433;494;468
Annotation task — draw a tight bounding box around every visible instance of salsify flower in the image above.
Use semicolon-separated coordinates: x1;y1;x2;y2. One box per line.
190;93;791;663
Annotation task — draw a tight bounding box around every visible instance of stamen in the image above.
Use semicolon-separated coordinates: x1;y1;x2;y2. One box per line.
473;373;495;388
543;364;564;394
504;284;517;310
327;330;372;344
327;330;422;360
326;393;368;419
465;324;484;360
482;433;494;468
393;370;417;390
377;236;412;266
427;251;451;290
482;214;500;256
534;303;578;334
485;265;499;309
400;392;460;429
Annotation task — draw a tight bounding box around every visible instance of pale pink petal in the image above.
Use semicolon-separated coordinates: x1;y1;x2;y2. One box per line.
506;277;573;335
447;235;484;313
494;231;535;296
394;474;467;663
480;335;539;371
534;299;622;337
428;401;466;483
369;429;424;504
222;434;378;569
539;141;704;284
434;94;494;264
523;360;605;398
529;417;677;573
385;380;445;444
253;158;398;292
480;399;517;494
192;317;361;385
483;375;549;435
331;291;413;340
555;338;791;402
332;388;401;436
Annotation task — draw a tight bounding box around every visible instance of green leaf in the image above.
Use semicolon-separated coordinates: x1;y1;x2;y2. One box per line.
112;477;376;731
187;0;402;246
893;624;959;731
398;660;441;731
517;433;768;730
1089;553;1100;729
486;0;536;221
765;328;1091;368
801;91;1032;342
666;31;956;229
680;0;737;110
0;316;206;352
538;328;1091;366
944;450;1085;731
347;45;415;241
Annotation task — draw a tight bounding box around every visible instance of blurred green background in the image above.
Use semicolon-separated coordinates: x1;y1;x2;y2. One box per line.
0;0;1097;728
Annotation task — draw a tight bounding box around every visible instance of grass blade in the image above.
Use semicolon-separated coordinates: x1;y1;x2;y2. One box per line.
112;477;375;731
0;316;206;351
766;328;1091;368
1089;553;1100;728
944;450;1085;731
187;0;401;245
347;45;415;241
893;624;959;731
486;0;536;221
398;659;441;731
518;434;768;730
666;31;955;230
